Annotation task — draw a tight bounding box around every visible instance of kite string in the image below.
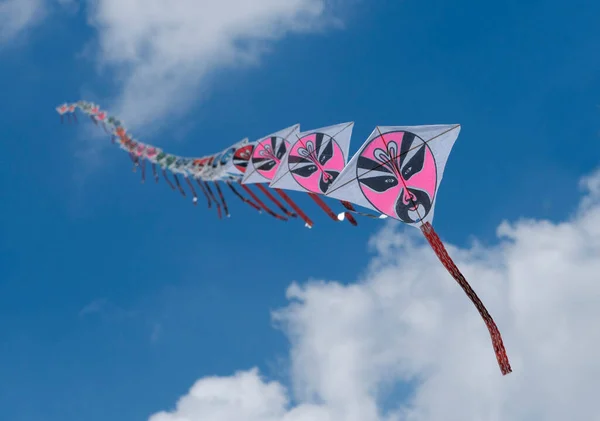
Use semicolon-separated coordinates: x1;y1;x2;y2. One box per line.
339;200;381;220
420;222;512;375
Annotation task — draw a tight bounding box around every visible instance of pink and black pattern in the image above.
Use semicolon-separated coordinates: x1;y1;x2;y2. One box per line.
233;145;253;173
356;130;437;223
251;136;290;180
288;132;345;194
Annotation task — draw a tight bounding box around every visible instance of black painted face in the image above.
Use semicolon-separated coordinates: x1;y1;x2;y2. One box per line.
252;136;289;180
287;132;344;193
356;131;437;223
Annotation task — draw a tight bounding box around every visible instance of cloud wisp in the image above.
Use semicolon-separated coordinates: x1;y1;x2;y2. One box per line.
85;0;343;130
0;0;45;45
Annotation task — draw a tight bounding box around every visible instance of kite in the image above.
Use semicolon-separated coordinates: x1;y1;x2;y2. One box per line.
325;125;512;375
56;100;512;376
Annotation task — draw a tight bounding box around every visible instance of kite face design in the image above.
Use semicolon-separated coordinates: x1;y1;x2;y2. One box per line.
357;131;437;223
212;153;223;169
233;145;253;173
252;136;289;180
288;132;344;194
220;147;235;166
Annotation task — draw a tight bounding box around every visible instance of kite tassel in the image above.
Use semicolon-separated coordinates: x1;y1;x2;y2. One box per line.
204;181;222;219
194;178;212;208
274;189;313;228
213;182;230;217
308;193;357;226
128;153;139;172
226;182;261;213
344;212;358;226
239;184;287;221
162;169;176;190
184;176;199;205
256;184;296;218
72;112;78;123
102;123;111;135
173;174;187;197
152;163;159;183
140;159;146;183
420;222;512;376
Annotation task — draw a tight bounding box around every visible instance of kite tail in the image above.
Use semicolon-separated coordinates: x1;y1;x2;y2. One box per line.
204;182;222;219
239;184;287;221
90;115;98;125
60;114;64;124
102;123;111;135
420;222;512;376
162;169;176;190
72;112;78;123
173;174;187;197
273;188;313;228
256;184;296;218
184;176;199;205
194;178;212;208
213;182;230;217
308;193;357;227
111;135;116;145
140;159;146;183
128;153;138;172
152;163;159;183
226;182;261;212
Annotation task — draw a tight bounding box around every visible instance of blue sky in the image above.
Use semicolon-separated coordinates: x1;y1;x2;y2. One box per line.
1;0;599;420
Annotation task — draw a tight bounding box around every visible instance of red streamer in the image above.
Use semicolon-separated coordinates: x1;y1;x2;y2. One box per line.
420;222;512;375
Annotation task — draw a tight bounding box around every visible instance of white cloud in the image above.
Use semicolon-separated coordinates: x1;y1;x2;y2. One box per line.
86;0;343;129
143;168;600;421
0;0;45;44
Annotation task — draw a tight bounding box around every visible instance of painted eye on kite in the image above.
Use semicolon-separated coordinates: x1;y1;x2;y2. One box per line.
291;165;318;178
257;159;277;171
276;143;287;159
318;141;333;165
359;175;398;192
401;146;426;180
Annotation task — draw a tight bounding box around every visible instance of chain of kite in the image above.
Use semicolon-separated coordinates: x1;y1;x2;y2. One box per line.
420;222;512;375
